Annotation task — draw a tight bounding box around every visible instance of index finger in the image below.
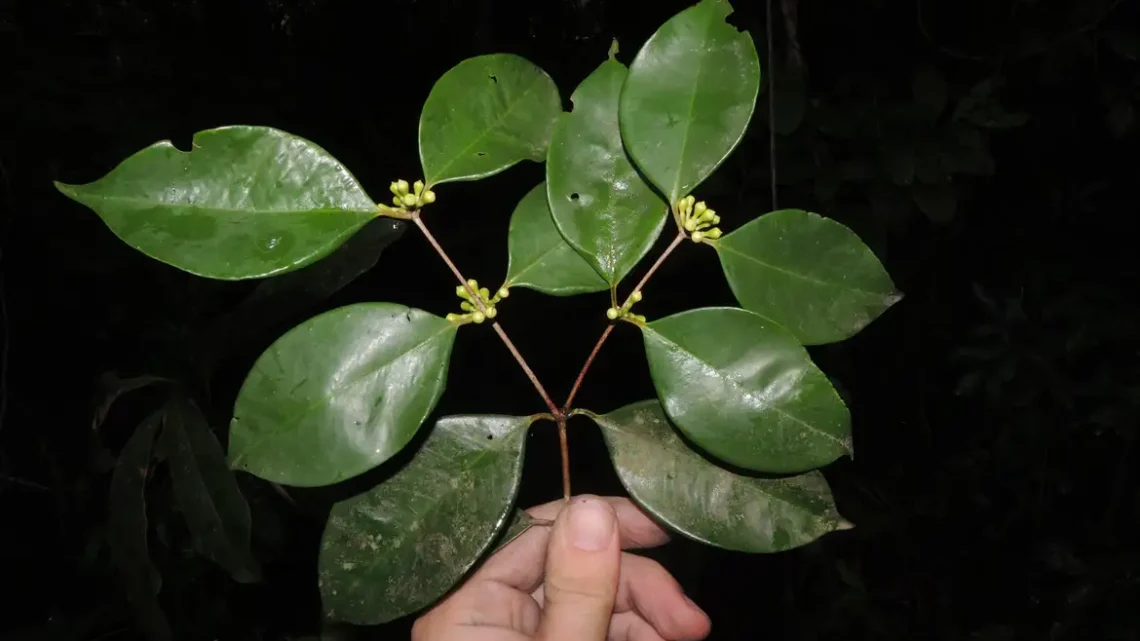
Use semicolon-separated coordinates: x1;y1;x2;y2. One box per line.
472;496;670;593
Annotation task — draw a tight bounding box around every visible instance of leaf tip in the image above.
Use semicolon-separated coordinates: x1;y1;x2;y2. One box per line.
885;291;905;308
834;517;855;532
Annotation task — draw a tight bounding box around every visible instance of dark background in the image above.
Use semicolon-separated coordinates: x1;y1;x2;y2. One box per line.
2;0;1138;639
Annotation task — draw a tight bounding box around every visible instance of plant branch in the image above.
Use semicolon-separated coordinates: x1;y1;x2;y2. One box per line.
562;231;686;413
411;213;561;417
556;416;571;500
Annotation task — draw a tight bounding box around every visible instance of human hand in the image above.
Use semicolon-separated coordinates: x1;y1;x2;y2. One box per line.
412;495;711;641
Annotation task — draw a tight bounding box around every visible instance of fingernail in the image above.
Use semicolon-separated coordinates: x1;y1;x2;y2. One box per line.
567;499;614;551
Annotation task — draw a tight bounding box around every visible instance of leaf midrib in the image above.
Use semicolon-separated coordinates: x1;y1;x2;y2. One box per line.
668;9;716;202
644;329;849;450
599;416;822;517
426;69;548;183
718;241;886;298
70;191;376;217
234;322;456;463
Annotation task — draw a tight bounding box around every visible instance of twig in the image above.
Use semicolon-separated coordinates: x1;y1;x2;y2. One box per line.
411;213;561;417
562;231;686;413
556;416;571;500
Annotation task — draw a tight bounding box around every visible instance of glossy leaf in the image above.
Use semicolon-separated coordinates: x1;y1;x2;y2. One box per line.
319;414;532;624
547;59;668;286
619;0;761;204
641;307;852;474
229;303;458;487
54;126;378;280
419;54;561;185
107;410;171;641
716;210;900;345
161;395;260;583
503;182;609;295
590;400;851;552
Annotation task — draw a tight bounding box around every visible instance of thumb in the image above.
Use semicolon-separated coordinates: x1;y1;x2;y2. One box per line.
535;496;621;641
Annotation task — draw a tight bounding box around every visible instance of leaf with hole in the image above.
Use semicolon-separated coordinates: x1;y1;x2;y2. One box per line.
108;410;171;641
619;0;761;204
715;210;900;345
547;58;668;286
319;414;531;624
419;54;561;186
503;182;609;295
54;126;379;280
161;395;260;583
640;307;852;474
229;303;457;487
589;400;851;552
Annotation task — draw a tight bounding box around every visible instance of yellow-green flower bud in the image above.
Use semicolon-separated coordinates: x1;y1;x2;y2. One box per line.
393;195;404;207
446;313;460;322
498;287;510;299
422;190;436;204
485;306;498;319
413;180;425;195
472;311;486;324
402;193;417;208
479;287;490;301
694;201;707;216
466;279;479;291
683;217;698;232
606;307;619;320
389;181;402;196
396;179;410;195
460;301;475;312
710;214;720;225
632;314;646;323
630;290;643;303
705;228;722;240
456;284;469;298
692;231;705;243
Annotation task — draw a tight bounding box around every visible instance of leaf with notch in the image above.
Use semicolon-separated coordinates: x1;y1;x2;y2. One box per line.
108;410;171;641
590;400;852;552
162;395;260;583
715;210;900;345
503;182;609;295
319;414;532;624
619;0;761;204
640;307;852;474
419;54;561;186
229;303;457;487
547;58;667;286
54;126;379;280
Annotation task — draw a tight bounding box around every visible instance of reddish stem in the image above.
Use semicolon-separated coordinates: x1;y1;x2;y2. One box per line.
413;213;561;417
556;417;571;500
561;231;687;413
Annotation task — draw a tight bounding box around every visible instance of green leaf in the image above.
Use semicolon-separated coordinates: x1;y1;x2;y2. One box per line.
619;0;761;204
641;307;852;474
715;210;900;345
54;126;378;280
590;400;851;552
491;510;538;555
161;395;260;583
912;183;957;223
319;414;532;624
229;303;458;487
912;67;948;123
503;182;609;295
547;59;668;286
108;410;171;641
419;54;561;186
